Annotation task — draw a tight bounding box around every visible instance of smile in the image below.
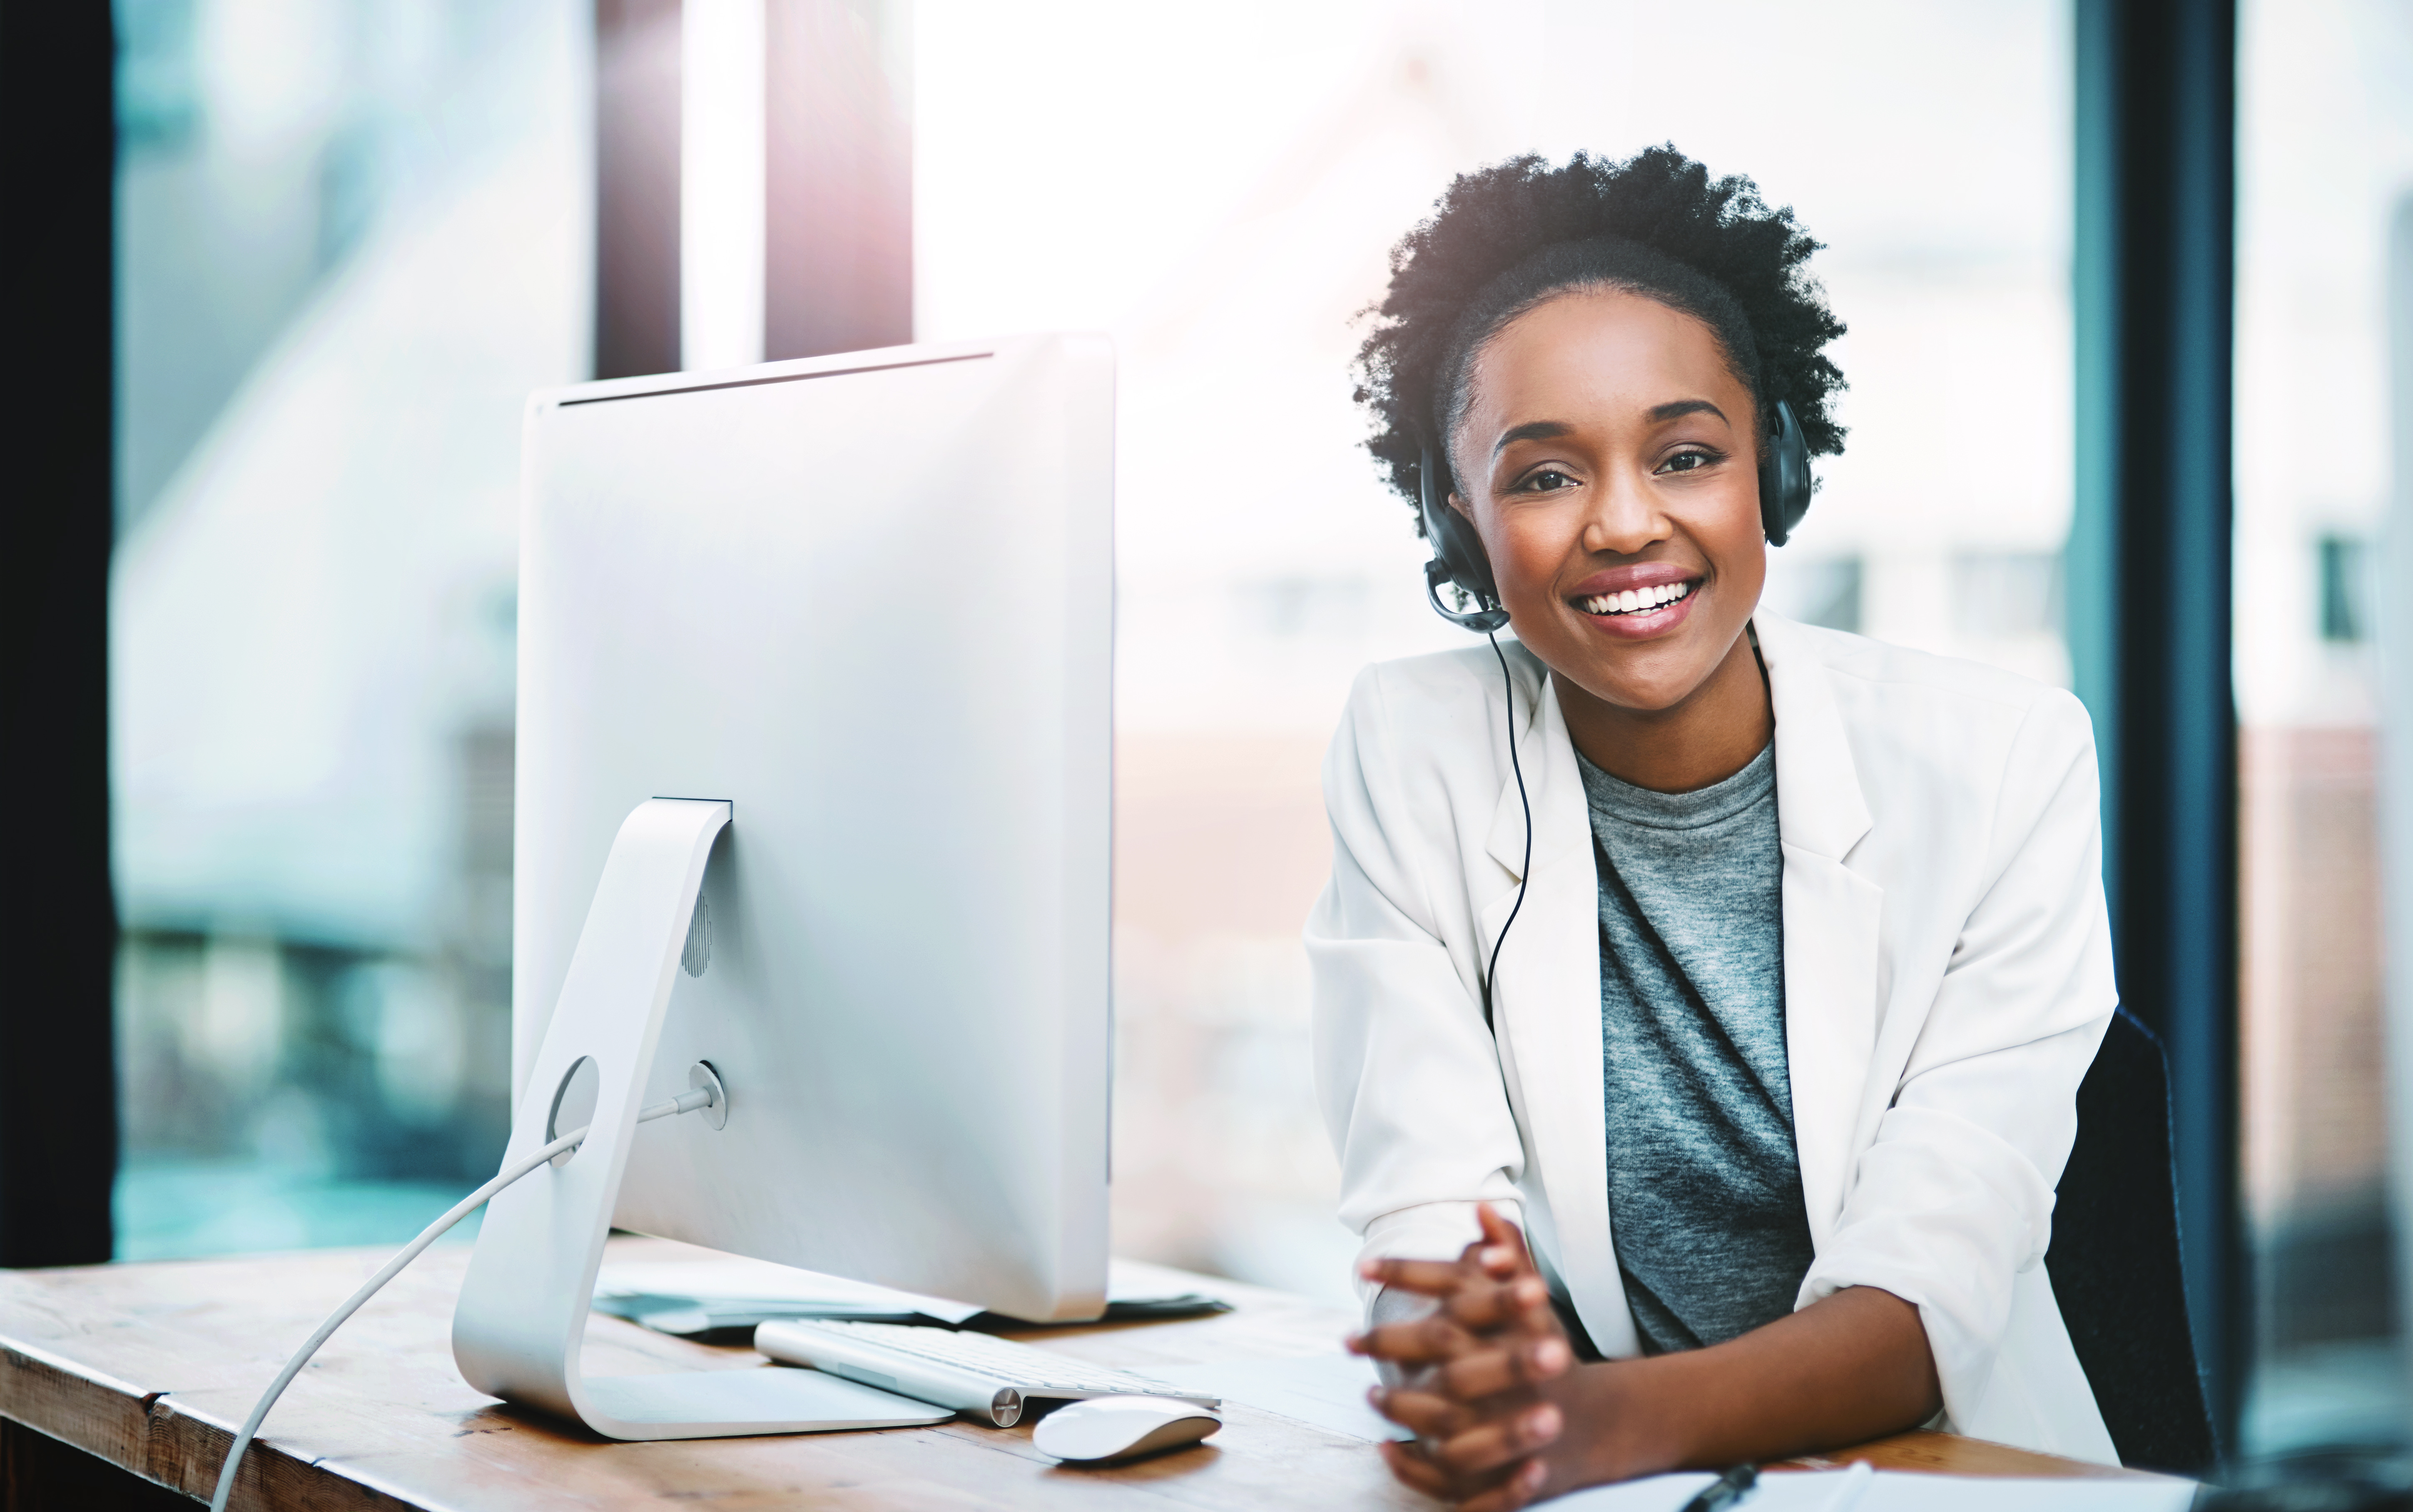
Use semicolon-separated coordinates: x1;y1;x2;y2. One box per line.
1576;580;1696;617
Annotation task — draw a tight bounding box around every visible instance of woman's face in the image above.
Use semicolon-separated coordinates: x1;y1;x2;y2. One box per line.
1449;288;1767;717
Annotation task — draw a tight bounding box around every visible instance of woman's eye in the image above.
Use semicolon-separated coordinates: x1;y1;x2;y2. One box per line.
1656;449;1720;475
1518;468;1577;492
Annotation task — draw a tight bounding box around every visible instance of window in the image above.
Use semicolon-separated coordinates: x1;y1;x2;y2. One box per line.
113;2;2098;1323
1762;556;1864;634
916;0;2074;1300
2235;0;2413;1452
111;0;588;1257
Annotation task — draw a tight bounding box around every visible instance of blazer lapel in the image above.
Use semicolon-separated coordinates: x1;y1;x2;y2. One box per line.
1481;653;1640;1359
1755;615;1884;1251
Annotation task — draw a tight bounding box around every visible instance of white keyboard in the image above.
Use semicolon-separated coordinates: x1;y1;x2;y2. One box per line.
755;1319;1220;1427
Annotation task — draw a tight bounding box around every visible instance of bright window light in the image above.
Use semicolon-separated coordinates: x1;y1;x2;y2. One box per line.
682;0;765;371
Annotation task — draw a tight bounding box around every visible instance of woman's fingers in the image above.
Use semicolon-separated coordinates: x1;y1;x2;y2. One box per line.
1444;1271;1552;1333
1376;1440;1534;1510
1453;1264;1559;1342
1352;1275;1566;1370
1358;1255;1478;1295
1357;1319;1570;1436
1377;1440;1465;1500
1457;1457;1551;1512
1512;1274;1561;1335
1347;1309;1477;1365
1440;1335;1574;1400
1364;1214;1559;1512
1429;1401;1563;1477
1367;1385;1467;1439
1373;1330;1569;1412
1367;1208;1539;1296
1471;1204;1536;1279
1474;1202;1527;1253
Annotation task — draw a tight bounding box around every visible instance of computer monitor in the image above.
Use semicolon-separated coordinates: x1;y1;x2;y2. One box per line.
451;334;1116;1439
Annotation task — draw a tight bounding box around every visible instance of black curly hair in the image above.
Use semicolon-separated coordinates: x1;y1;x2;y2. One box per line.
1352;145;1847;531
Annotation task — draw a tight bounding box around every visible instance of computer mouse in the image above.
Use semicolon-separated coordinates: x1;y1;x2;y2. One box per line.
1031;1395;1222;1464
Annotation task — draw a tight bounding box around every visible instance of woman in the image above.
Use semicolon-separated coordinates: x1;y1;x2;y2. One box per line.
1311;147;2117;1508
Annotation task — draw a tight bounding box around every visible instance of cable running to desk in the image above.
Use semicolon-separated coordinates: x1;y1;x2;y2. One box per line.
208;1085;718;1512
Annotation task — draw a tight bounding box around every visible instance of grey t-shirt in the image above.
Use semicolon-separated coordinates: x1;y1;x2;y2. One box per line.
1577;741;1814;1354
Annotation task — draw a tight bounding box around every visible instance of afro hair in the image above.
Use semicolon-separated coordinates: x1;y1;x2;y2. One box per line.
1352;145;1847;530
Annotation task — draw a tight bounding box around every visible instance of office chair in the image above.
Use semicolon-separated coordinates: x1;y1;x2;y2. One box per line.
2046;1006;2220;1475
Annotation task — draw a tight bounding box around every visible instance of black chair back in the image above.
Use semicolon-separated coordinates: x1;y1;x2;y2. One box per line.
2045;1006;2219;1475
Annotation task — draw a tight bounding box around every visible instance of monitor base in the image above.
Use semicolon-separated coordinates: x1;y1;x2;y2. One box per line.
448;798;950;1440
577;1369;951;1437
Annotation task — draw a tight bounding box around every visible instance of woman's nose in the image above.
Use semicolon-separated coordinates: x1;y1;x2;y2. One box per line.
1580;470;1669;557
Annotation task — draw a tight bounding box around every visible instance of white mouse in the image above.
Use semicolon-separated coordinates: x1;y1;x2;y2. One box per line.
1031;1395;1223;1464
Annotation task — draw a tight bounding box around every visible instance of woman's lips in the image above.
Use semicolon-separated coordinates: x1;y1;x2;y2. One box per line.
1571;578;1701;639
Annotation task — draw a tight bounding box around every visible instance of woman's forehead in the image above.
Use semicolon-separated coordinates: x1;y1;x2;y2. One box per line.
1467;290;1743;419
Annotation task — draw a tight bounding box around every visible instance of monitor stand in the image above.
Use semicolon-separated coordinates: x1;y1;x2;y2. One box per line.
449;797;952;1439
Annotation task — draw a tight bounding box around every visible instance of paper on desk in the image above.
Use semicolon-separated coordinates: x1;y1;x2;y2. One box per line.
1145;1355;1412;1444
593;1257;984;1324
1554;1469;2197;1512
593;1255;1231;1333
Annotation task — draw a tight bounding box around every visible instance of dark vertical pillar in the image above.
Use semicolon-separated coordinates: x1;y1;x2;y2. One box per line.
0;4;120;1266
764;0;913;359
2071;0;2242;1455
596;0;684;379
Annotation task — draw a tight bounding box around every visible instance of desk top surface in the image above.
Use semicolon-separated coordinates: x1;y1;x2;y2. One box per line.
2;1237;2164;1510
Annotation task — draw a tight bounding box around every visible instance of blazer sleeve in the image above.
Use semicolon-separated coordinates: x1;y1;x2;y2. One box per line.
1307;665;1526;1286
1797;687;2117;1431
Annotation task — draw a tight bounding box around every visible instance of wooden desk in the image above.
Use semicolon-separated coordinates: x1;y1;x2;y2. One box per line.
2;1238;2165;1509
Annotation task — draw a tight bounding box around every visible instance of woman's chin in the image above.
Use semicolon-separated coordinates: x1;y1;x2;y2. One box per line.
1529;619;1740;720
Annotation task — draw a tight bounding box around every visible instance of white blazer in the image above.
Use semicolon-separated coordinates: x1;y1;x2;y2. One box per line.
1307;612;2121;1462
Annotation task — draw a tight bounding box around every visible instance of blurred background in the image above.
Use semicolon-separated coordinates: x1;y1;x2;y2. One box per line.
95;0;2411;1465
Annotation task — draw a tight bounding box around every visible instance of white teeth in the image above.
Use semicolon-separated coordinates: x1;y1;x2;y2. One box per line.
1579;581;1695;616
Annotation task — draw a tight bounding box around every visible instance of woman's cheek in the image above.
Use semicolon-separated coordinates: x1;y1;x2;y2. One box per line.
1490;511;1574;607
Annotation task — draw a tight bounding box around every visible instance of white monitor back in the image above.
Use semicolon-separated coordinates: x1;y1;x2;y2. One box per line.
515;335;1113;1320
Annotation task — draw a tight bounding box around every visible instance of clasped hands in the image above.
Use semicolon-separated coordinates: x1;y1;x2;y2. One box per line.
1345;1205;1947;1509
1346;1204;1585;1511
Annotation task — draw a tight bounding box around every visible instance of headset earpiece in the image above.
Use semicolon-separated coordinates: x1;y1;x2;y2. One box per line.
1419;444;1511;633
1759;398;1813;546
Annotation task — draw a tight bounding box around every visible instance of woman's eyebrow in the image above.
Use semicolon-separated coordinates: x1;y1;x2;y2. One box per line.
1489;401;1726;458
1491;419;1574;456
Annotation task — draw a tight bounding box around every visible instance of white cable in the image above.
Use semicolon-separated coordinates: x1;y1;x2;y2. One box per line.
208;1086;716;1512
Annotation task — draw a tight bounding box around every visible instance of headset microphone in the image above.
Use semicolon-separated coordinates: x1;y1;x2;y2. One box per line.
1416;441;1522;1028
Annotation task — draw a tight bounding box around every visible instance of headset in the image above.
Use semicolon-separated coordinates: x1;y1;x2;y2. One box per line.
1417;397;1812;1026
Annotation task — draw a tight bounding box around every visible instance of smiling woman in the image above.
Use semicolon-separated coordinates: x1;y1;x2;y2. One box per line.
1456;290;1777;795
1354;151;1847;797
1310;147;2124;1510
